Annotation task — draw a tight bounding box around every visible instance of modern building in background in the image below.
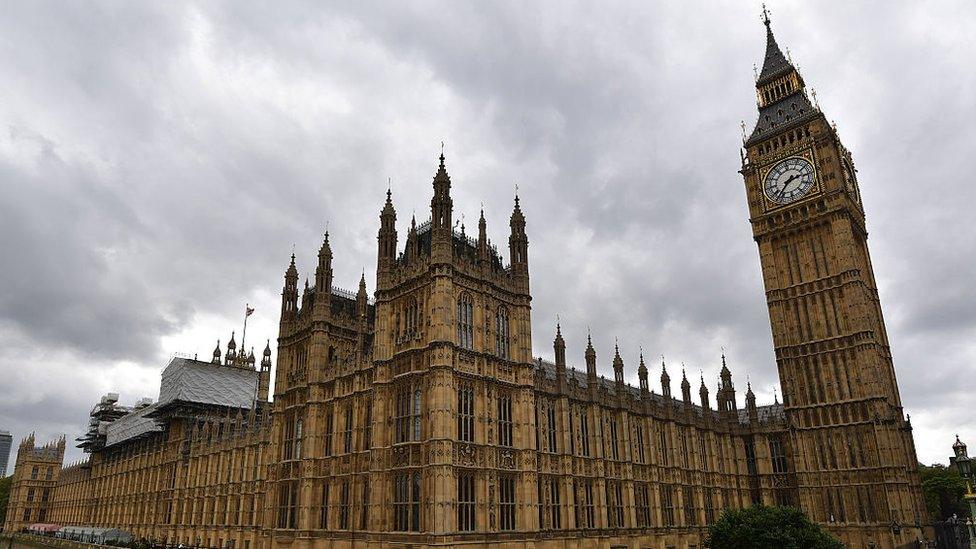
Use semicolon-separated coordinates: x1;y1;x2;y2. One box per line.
3;12;928;549
0;430;12;477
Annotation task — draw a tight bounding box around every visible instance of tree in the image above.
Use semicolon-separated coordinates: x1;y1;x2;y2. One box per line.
705;505;843;549
919;463;970;521
0;475;11;528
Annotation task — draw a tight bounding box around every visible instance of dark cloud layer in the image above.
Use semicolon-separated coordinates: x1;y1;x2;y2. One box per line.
1;1;974;471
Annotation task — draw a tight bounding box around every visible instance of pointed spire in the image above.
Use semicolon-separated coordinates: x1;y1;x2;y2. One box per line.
638;350;649;393
212;340;221;364
756;4;793;85
699;373;709;409
660;357;671;398
681;367;692;403
612;338;624;384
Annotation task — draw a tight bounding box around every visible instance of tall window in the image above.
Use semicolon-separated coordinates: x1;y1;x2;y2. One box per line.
395;384;423;443
635;423;646;464
549;477;562;529
360;478;370;530
498;394;513;447
606;481;624;528
277;480;298;529
458;385;475;442
294;418;303;459
324;405;334;457
704;489;716;525
363;400;372;450
320;481;330;529
683;485;697;526
579;409;590;457
457;472;476;531
659;426;669;466
394;472;421;531
457;294;474;350
770;435;789;473
495;307;510;359
608;417;619;460
635;483;651;527
661;484;675;526
343;405;353;454
546;405;558;453
574;479;595;529
499;475;516;531
698;432;709;471
339;481;350;530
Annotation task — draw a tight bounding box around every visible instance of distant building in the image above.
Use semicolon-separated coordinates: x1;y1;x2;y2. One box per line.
0;430;11;476
3;433;65;530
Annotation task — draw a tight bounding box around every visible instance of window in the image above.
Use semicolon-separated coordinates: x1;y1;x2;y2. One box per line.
683;486;697;526
457;294;474;350
457;472;476;531
31;466;38;479
635;483;651;527
662;484;675;526
320;481;330;529
324;405;334;456
574;479;595;529
360;478;370;530
635;423;646;464
294;418;303;460
343;405;353;454
458;385;475;443
277;480;298;529
363;400;372;450
546;405;558;453
606;481;624;528
394;472;421;531
704;489;716;525
395;384;423;443
26;488;35;502
499;475;516;531
498;394;513;447
339;481;350;530
579;409;590;457
659;426;669;466
608;417;619;460
538;475;561;530
495;307;510;359
770;435;788;473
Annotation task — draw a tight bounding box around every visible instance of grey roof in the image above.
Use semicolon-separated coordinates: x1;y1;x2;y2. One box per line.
104;402;162;447
157;357;259;410
757;24;792;85
746;92;818;147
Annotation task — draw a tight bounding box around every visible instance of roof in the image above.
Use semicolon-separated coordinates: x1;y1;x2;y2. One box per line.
757;23;792;85
104;402;163;447
745;92;818;147
156;357;259;410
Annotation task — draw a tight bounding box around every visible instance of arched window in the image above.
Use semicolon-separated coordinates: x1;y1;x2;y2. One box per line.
495;307;510;359
457;294;473;350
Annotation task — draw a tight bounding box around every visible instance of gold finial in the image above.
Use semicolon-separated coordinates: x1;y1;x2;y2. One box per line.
761;3;771;27
753;63;758;81
811;88;820;110
740;120;747;142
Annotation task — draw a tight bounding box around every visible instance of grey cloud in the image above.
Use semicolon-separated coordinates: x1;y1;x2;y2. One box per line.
0;1;973;466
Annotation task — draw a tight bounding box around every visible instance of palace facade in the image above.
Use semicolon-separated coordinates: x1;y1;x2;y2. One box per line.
4;13;927;549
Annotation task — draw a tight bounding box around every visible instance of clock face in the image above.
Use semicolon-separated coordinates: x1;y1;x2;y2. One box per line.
764;157;816;205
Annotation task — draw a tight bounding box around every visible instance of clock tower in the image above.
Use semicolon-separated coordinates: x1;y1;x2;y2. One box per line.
740;10;926;547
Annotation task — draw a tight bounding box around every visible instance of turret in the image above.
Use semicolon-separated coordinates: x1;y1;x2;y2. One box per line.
357;272;368;316
681;368;692;404
746;382;758;422
585;333;597;394
699;374;710;410
430;151;453;260
225;331;237;365
477;207;488;262
258;340;272;402
612;340;624;385
637;352;649;395
281;254;299;321
315;231;333;295
212;340;221;364
509;192;529;283
554;322;567;391
661;359;671;399
406;214;419;260
954;435;968;459
377;188;398;276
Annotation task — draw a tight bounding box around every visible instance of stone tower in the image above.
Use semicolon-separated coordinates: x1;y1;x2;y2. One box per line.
2;434;66;531
739;9;926;547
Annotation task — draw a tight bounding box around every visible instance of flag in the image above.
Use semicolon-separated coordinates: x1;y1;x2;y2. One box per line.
246;305;255;317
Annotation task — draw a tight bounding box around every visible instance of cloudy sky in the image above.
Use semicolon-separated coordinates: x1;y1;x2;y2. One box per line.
1;1;974;471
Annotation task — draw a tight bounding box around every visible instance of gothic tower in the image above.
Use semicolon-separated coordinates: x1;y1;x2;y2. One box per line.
739;10;925;546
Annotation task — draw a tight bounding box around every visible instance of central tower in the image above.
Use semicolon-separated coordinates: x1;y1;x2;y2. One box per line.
739;11;925;547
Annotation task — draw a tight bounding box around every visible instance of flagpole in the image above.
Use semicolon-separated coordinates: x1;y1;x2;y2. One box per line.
241;303;249;363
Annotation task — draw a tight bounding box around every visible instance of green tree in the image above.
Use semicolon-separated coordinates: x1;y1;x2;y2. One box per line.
919;463;970;521
705;505;843;549
0;475;12;528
